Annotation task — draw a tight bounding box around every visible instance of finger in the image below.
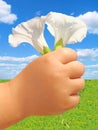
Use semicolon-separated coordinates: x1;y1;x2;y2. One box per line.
68;95;80;109
69;78;85;95
65;61;85;79
62;95;80;111
52;48;77;64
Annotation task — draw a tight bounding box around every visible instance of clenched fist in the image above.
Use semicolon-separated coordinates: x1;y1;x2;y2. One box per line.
12;48;85;116
0;48;85;129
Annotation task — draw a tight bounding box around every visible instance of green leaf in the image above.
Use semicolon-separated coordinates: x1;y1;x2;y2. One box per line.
54;39;64;50
43;46;51;54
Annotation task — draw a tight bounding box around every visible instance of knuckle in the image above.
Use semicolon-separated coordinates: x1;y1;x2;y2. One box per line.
56;48;67;56
66;48;77;59
78;61;85;68
75;79;85;92
71;96;80;108
80;78;85;85
42;54;53;64
75;61;85;72
62;96;80;111
80;79;85;89
57;48;77;58
52;70;62;81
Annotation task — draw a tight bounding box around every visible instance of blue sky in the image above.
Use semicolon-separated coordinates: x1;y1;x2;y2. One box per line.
0;0;98;79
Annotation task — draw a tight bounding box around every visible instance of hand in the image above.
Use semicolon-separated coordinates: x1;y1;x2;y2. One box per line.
10;48;85;116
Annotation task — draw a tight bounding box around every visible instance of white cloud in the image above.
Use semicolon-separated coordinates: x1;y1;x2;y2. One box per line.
92;71;98;75
77;48;98;60
76;48;98;79
83;64;98;79
0;55;38;79
85;64;98;69
0;55;38;62
0;54;98;80
83;69;98;79
0;63;27;67
78;11;98;34
0;0;17;24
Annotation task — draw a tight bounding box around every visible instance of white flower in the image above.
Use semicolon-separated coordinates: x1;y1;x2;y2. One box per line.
9;16;50;54
46;12;87;49
9;12;87;54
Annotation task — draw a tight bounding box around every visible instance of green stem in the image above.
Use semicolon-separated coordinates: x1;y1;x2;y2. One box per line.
54;39;64;50
43;46;51;55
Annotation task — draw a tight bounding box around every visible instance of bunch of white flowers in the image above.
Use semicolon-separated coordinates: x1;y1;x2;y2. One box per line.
9;12;87;54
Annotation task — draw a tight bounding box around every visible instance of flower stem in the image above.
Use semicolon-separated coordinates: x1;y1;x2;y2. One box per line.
43;46;51;54
54;39;64;50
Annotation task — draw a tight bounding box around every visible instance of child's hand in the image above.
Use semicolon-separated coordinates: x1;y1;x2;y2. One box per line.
11;48;85;117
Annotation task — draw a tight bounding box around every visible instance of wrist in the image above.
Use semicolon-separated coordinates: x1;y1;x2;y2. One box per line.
0;81;26;129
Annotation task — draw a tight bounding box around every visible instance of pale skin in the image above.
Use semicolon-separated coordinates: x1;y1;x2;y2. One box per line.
0;48;85;129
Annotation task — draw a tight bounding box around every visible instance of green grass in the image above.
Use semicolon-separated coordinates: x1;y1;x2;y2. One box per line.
1;80;98;130
0;79;10;83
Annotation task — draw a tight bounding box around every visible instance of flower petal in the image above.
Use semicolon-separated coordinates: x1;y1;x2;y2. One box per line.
64;18;87;44
9;16;49;54
46;12;87;46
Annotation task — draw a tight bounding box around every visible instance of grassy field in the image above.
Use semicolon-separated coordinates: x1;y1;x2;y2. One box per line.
1;80;98;130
